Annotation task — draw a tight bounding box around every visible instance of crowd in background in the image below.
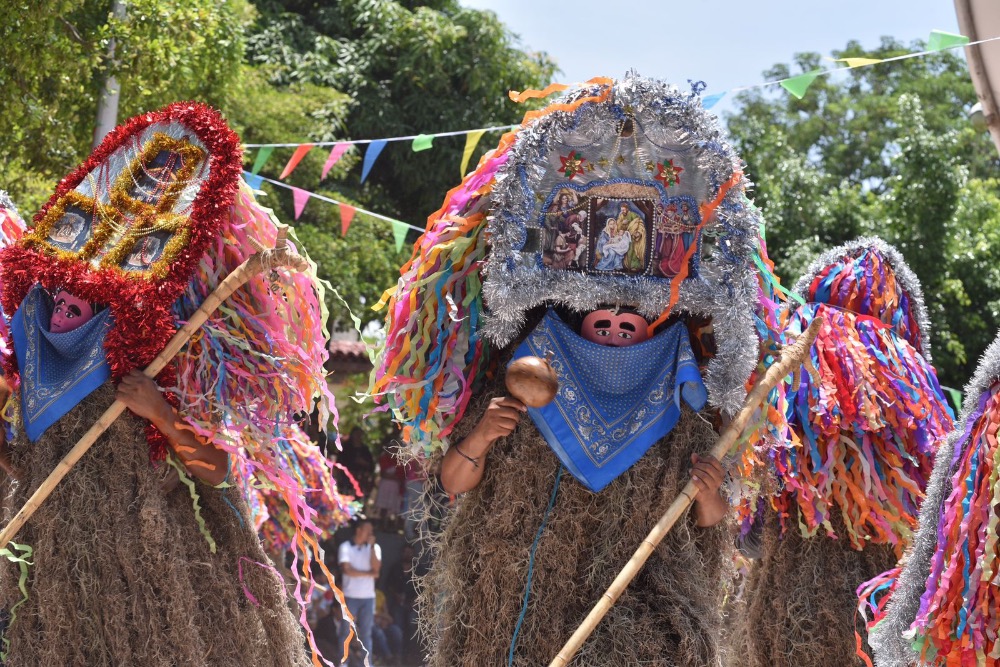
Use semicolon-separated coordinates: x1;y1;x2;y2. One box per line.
309;424;433;667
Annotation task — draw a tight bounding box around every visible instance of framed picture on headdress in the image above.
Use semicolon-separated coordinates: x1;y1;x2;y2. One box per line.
588;198;654;275
651;197;701;279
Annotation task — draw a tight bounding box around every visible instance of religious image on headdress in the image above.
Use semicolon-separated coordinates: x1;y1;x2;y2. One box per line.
589;198;653;274
121;230;172;271
127;146;189;205
652;197;701;279
541;188;589;270
47;203;94;253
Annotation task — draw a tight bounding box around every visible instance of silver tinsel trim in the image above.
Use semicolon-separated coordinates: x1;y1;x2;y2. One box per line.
870;331;1000;666
0;190;18;217
481;73;764;415
791;235;933;360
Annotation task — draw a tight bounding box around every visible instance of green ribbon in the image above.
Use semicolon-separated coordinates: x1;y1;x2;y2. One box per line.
0;540;33;660
752;252;806;305
167;456;217;554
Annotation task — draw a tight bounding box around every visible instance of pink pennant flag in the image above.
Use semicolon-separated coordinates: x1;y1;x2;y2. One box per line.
339;203;356;236
322;143;351;180
279;143;314;180
291;187;311;220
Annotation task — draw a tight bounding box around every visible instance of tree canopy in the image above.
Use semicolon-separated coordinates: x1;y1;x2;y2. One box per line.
727;37;1000;387
0;0;556;329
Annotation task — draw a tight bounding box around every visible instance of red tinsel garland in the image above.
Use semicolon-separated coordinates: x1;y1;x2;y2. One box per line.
0;102;243;459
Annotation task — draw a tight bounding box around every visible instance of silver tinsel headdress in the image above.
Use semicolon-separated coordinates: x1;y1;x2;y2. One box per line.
374;74;784;456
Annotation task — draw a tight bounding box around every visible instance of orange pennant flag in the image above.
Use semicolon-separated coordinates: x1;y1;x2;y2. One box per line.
279;143;314;180
339;203;356;236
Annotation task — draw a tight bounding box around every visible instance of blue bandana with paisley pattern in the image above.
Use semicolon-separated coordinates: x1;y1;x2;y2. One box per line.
510;309;707;492
11;285;112;442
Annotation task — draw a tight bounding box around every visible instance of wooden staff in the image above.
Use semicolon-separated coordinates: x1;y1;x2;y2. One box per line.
548;316;822;667
0;228;309;552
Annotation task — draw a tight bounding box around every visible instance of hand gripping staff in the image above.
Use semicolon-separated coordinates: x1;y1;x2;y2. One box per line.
0;229;309;551
549;316;822;667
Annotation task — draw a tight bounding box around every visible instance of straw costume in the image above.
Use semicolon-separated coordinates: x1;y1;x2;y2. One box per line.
372;75;789;667
732;238;954;667
868;328;1000;666
0;103;348;666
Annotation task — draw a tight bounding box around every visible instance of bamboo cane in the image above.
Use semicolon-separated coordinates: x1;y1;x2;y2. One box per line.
548;316;822;667
0;228;309;552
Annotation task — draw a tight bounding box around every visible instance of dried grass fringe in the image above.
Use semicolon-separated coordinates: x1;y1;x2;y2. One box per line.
415;366;734;667
0;384;309;667
730;505;897;667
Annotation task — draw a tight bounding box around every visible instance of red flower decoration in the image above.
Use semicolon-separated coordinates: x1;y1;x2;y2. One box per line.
559;150;587;179
655;159;684;188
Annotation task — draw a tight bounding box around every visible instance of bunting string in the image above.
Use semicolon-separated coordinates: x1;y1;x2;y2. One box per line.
243;29;998;224
245;172;421;251
243;124;517;149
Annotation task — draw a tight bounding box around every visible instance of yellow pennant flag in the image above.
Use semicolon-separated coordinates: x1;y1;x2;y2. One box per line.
460;130;486;178
831;57;883;68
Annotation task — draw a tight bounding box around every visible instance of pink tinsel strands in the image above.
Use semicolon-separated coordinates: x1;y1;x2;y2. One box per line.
248;427;361;554
171;179;349;666
769;303;953;553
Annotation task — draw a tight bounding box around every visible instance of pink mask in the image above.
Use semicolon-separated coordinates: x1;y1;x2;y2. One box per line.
581;309;650;347
49;290;95;334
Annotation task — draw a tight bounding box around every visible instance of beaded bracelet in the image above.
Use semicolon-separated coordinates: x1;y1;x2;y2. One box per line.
453;443;480;468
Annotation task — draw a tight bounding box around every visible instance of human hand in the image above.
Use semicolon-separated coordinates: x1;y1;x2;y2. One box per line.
115;370;172;427
467;397;526;447
690;453;728;528
366;533;376;546
690;453;725;495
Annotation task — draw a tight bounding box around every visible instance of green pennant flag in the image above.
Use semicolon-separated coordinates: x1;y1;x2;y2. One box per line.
944;386;963;413
392;220;409;253
780;69;822;100
411;134;434;152
928;29;969;52
250;146;274;175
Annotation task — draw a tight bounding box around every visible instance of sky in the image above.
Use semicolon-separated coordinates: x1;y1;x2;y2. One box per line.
460;0;963;116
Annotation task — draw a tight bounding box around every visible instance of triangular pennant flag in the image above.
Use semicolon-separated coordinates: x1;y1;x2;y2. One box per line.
279;143;314;180
928;29;969;52
701;92;726;110
251;146;274;175
392;220;408;253
944;386;963;413
243;172;264;191
339;203;356;236
832;57;883;68
322;144;351;180
411;134;434;152
361;140;387;184
291;186;310;220
460;130;486;177
780;69;822;100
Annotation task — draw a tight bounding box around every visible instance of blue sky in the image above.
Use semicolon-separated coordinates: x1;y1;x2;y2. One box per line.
461;0;963;116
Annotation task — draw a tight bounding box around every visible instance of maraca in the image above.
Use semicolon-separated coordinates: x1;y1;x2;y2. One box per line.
506;356;559;407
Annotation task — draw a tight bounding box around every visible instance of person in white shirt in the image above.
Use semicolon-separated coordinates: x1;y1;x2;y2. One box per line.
338;520;382;667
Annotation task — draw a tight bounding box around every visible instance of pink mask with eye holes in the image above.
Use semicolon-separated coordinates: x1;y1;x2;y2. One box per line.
580;309;651;347
49;290;95;334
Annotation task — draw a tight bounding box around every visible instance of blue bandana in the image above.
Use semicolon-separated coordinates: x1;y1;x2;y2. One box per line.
11;285;112;442
511;310;707;492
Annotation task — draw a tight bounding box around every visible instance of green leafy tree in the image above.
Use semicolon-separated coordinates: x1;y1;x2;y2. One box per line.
245;0;557;219
0;0;252;213
728;38;1000;386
